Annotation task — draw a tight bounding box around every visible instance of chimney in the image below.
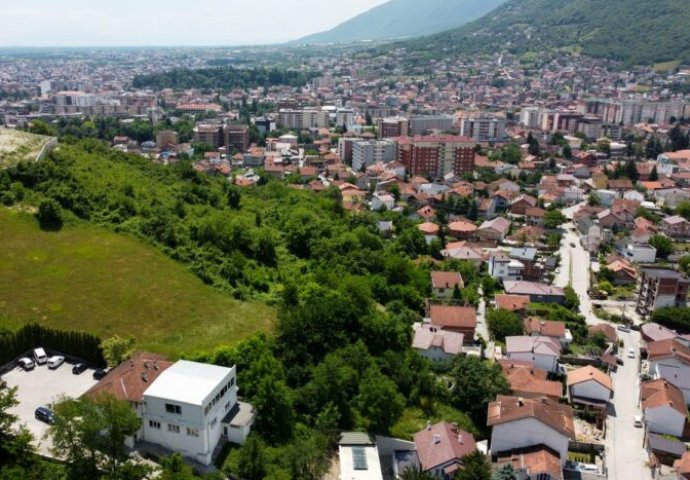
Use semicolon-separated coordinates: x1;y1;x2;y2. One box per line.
457;434;463;444
517;397;525;407
153;360;159;370
426;421;432;431
433;434;441;444
141;372;148;382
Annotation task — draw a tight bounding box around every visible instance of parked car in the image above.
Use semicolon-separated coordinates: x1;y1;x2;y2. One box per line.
72;363;87;375
35;407;55;424
617;324;631;333
47;355;65;370
17;357;35;371
627;347;636;359
93;369;108;380
570;242;576;248
33;347;47;365
633;415;643;427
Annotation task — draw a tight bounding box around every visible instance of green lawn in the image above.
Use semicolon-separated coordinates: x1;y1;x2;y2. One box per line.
0;208;275;358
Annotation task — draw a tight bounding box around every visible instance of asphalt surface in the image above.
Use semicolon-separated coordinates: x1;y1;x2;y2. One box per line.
2;360;99;456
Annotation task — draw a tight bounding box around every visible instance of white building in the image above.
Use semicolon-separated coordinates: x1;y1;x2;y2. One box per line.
336;109;355;128
488;252;524;282
505;336;561;373
641;379;687;437
352;140;395;172
567;366;613;404
371;192;395;211
338;433;384;480
460;115;507;142
625;243;657;264
142;360;254;465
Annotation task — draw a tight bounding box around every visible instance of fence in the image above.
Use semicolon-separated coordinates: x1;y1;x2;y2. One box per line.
35;137;57;162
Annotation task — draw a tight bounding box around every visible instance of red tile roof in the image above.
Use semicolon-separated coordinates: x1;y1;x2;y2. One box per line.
429;305;477;329
487;395;575;438
641;379;688;417
495;294;530;312
523;318;566;338
413;422;476;471
431;271;464;290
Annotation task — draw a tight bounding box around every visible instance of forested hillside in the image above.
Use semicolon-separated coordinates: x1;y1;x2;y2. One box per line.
399;0;690;65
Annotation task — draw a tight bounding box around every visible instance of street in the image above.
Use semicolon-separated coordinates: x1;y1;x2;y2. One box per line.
553;207;651;480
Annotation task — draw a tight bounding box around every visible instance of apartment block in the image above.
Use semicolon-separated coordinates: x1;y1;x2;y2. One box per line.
394;135;475;179
636;268;690;316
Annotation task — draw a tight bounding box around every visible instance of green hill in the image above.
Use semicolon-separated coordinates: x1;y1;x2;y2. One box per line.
0;208;274;358
296;0;505;44
401;0;690;65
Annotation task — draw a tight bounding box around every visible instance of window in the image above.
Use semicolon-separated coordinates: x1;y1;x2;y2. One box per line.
165;403;181;415
352;447;368;471
204;404;211;416
167;424;180;433
210;417;218;428
149;420;161;429
186;427;199;437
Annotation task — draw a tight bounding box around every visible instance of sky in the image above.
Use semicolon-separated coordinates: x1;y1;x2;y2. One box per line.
0;0;390;47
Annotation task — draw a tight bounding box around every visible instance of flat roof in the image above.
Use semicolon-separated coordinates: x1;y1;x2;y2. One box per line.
143;360;233;406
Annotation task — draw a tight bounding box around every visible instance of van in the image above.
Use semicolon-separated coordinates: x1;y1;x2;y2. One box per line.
47;355;65;369
33;347;47;365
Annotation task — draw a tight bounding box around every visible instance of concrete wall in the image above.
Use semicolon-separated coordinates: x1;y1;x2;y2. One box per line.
570;380;611;402
491;418;569;466
644;405;684;437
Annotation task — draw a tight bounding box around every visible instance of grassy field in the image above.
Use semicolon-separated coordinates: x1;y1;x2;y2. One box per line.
653;60;681;73
0;128;50;168
0;208;275;358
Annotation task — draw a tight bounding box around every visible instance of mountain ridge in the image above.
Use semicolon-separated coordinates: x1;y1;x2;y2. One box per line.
296;0;506;44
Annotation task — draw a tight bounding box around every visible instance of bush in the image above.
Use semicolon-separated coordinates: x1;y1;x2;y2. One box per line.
36;198;63;229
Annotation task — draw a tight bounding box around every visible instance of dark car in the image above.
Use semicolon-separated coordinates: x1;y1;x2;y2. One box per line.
72;363;87;375
93;369;108;380
35;407;55;424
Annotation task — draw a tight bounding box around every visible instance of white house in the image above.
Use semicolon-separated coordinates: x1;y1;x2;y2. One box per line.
142;360;255;466
567;366;613;404
371;192;395;211
412;324;463;364
505;336;561;373
488;395;575;466
488;252;524;282
338;433;384;480
640;379;688;437
624;243;657;264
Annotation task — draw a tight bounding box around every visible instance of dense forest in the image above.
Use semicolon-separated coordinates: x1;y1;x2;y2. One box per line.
395;0;690;66
131;66;318;92
0;139;505;478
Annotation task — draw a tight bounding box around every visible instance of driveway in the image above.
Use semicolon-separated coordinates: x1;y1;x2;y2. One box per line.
2;361;99;456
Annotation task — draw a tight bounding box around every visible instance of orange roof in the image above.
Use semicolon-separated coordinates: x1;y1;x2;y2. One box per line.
448;220;478;233
430;271;464;290
84;352;173;403
523;318;566;338
495;294;530;312
501;363;563;398
674;451;690;476
497;447;563;480
566;366;613;391
429;305;477;329
418;222;440;234
641;379;688;417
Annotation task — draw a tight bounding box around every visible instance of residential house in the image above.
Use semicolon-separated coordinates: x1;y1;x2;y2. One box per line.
477;217;512;244
86;356;255;466
441;242;484;267
499;361;563;399
371;192;395;211
673;451;690;479
523;318;569;346
624;243;657;264
655;189;690;209
508;226;545;246
495;294;531;315
496;447;563;480
510;247;541;281
412;325;464;364
503;281;565;305
647;337;690;404
663;216;690;239
428;305;477;342
418;222;440;245
525;207;548;227
430;271;464;298
505;336;561;373
640;379;688;437
510;195;538;215
488;395;575;466
567;366;613;405
636;268;690;316
588;324;618;344
338;433;384;480
413;422;477;479
448;219;478;240
641;323;678;345
604;256;637;285
493;190;519;212
488;252;524;282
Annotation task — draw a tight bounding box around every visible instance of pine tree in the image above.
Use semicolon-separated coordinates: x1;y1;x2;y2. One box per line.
649;165;659;181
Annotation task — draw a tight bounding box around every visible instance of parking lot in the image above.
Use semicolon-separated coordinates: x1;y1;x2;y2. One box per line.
2;358;99;456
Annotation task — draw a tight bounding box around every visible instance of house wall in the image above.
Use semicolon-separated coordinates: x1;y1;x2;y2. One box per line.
507;352;558;373
570;380;611;402
491;418;569;466
416;345;456;364
644;405;685;437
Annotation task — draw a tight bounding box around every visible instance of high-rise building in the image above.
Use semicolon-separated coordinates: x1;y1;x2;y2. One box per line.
194;124;224;148
460;115;507;142
225;124;249;153
336;109;355;128
378;116;409;139
636;268;690;316
394;135;475;179
338;137;359;165
156;130;178;148
278;109;329;130
409;115;454;135
351;139;396;172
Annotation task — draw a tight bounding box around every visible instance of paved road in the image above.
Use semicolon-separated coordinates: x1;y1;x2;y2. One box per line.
606;329;651;480
553;212;651;480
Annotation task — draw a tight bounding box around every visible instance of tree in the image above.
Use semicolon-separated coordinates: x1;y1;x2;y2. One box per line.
450;356;508;423
625;159;639;182
100;334;134;368
486;308;523;342
400;466;435;480
355;367;405;434
676;201;690;221
36;198;63;228
588;192;601;206
564;285;580;311
493;464;519;480
544;209;567;229
456;451;492;480
227;186;241;209
0;384;19;459
649;234;674;259
562;144;572;160
48;394;143;480
526;132;540;157
236;435;267;480
159;453;197;480
649;165;659;181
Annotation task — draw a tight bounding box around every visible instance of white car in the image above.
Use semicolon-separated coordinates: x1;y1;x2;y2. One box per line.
17;357;35;370
47;355;65;369
633;415;643;427
627;347;636;359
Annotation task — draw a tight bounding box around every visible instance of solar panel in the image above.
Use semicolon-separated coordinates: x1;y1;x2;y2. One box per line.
352;447;368;471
